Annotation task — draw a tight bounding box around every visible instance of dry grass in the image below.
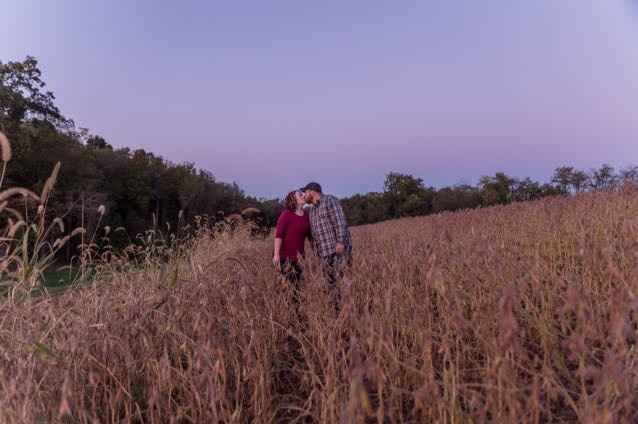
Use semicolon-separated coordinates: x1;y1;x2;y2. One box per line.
2;185;638;422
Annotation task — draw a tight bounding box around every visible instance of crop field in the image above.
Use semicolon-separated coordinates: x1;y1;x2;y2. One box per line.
2;187;638;422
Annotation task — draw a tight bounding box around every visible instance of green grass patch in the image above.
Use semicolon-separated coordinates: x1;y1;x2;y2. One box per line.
42;267;80;288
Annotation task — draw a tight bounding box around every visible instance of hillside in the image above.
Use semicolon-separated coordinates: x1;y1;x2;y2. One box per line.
2;189;638;422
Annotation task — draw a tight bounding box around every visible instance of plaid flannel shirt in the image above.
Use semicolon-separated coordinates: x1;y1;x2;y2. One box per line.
308;194;352;258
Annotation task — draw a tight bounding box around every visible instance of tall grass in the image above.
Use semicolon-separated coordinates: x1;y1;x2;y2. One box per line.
1;130;638;422
0;133;88;298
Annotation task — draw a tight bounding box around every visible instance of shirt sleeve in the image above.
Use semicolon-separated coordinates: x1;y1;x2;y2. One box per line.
327;197;348;244
275;211;289;239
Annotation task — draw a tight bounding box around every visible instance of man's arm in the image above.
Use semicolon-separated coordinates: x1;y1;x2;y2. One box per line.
327;196;348;246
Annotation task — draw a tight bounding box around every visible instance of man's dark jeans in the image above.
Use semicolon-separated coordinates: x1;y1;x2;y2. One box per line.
321;248;352;311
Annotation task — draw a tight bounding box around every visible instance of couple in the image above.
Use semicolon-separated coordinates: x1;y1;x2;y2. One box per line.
273;182;352;304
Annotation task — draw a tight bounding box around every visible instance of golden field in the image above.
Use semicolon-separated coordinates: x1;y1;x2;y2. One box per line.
2;188;638;423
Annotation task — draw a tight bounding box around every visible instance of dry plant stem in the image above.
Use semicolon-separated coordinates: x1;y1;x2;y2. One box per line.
0;131;10;189
0;161;7;191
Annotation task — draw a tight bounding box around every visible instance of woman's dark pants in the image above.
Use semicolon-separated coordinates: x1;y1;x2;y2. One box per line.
280;259;303;306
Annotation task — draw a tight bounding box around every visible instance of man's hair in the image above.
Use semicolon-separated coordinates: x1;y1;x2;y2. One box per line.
283;191;298;211
303;182;322;193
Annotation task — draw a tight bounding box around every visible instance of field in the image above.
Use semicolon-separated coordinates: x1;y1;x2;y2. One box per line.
2;188;638;423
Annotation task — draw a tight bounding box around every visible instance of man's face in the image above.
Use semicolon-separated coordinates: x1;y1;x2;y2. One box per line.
304;190;317;204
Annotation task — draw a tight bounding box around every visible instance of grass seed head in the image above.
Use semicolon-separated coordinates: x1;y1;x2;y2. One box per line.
41;162;61;202
0;131;11;162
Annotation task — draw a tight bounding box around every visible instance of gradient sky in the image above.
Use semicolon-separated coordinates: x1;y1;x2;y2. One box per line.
2;1;637;198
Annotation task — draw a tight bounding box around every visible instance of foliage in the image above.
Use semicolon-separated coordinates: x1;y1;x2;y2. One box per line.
0;57;264;255
383;172;435;218
432;184;481;213
343;164;636;226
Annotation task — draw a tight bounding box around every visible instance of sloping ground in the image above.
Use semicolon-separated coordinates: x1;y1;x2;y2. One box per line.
1;188;638;422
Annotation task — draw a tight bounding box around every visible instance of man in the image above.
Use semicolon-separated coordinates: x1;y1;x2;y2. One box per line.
302;182;352;308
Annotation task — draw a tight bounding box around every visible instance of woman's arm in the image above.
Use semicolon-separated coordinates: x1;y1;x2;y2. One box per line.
273;212;289;269
273;237;283;269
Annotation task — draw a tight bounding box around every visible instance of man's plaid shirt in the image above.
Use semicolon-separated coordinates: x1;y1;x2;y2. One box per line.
308;194;352;258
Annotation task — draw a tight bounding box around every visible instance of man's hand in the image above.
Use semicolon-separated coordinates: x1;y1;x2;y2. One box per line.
335;243;345;255
273;254;281;270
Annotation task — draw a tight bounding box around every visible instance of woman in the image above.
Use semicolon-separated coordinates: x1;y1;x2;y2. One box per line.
273;190;311;284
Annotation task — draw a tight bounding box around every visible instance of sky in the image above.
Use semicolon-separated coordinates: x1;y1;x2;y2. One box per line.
2;1;637;198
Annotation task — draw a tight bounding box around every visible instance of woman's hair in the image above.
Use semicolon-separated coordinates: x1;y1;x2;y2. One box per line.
283;191;298;211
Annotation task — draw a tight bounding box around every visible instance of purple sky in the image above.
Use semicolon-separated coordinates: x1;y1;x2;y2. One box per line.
2;1;638;198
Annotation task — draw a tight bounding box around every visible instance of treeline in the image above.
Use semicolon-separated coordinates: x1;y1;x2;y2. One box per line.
0;57;281;240
342;165;638;226
3;56;636;235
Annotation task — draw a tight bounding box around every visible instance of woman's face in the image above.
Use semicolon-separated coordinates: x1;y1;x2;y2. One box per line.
295;191;306;206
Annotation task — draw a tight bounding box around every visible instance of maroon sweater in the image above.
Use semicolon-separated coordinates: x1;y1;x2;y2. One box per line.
275;210;311;261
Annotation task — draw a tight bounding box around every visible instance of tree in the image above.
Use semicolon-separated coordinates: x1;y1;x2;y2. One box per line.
511;178;543;202
551;166;574;194
539;183;564;198
0;56;71;134
551;166;589;194
620;165;638;185
479;172;516;206
341;192;389;226
383;172;433;218
570;170;589;193
589;164;618;190
432;185;481;213
86;135;112;150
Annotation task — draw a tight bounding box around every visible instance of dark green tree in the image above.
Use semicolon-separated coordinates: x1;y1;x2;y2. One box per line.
589;164;617;190
479;172;516;206
383;172;434;218
432;185;481;213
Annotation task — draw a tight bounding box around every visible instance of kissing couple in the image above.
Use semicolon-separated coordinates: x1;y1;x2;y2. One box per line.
272;182;352;307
